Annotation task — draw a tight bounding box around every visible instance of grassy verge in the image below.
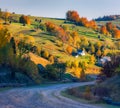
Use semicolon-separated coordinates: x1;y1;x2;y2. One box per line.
0;87;12;92
61;86;120;108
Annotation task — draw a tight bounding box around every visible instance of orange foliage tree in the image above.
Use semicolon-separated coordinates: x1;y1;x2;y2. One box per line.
106;22;113;32
45;22;56;33
79;17;89;27
89;20;98;30
66;45;73;55
45;22;68;43
66;10;97;30
113;29;120;38
66;10;80;23
100;25;108;35
19;15;31;25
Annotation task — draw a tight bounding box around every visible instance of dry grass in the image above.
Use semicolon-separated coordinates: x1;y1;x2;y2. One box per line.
29;52;50;67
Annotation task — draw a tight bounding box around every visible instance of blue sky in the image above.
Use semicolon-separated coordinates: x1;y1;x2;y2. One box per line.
0;0;120;20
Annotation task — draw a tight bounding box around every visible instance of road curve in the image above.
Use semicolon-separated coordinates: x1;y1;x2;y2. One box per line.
0;81;101;108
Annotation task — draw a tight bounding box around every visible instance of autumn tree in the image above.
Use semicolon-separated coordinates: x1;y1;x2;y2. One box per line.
89;55;96;65
48;55;54;64
25;16;31;25
66;10;80;23
0;28;11;48
90;44;95;54
80;37;89;48
89;20;98;30
19;15;31;25
66;10;97;30
45;22;68;44
96;49;102;58
79;62;86;80
79;17;89;27
113;29;120;38
100;25;108;35
66;45;73;55
73;67;82;78
106;22;113;32
95;41;102;49
66;60;72;68
71;31;80;46
3;11;11;24
45;22;56;33
102;50;107;56
56;27;68;43
72;60;79;68
67;32;73;44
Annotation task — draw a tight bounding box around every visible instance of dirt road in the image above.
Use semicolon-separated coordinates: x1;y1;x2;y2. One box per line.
0;81;101;108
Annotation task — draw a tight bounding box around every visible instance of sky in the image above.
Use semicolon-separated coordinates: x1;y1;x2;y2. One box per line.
0;0;120;20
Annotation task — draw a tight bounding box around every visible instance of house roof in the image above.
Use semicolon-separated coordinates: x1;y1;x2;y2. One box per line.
100;56;111;63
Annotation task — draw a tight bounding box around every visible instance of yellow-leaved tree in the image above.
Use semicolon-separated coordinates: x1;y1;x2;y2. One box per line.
0;28;11;48
3;11;11;24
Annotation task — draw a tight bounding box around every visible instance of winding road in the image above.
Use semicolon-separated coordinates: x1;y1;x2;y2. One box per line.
0;81;101;108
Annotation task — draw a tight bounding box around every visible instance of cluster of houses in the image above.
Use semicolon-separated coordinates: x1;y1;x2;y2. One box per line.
73;49;111;66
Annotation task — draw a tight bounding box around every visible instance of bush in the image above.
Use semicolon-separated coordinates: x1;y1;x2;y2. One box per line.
102;55;120;77
93;86;110;99
17;58;41;84
46;64;59;80
46;62;66;81
83;86;92;100
39;23;46;31
67;88;83;98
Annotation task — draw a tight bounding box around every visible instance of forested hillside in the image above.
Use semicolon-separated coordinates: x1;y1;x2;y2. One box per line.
0;9;120;85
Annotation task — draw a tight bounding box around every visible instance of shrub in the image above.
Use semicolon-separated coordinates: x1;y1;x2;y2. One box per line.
46;64;59;80
46;62;66;81
93;86;110;99
18;58;41;84
83;86;92;100
39;23;46;31
102;55;120;77
67;88;83;98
